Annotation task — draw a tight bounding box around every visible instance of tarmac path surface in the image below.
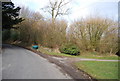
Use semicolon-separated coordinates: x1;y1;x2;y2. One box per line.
2;44;71;79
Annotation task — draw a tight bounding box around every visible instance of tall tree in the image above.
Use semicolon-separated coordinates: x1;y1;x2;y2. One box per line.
42;0;70;20
2;2;23;30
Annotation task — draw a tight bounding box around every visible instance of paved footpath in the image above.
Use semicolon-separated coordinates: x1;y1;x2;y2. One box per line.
74;58;120;62
2;44;71;79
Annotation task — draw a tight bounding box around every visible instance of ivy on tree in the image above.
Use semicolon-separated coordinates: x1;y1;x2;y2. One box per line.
2;2;24;30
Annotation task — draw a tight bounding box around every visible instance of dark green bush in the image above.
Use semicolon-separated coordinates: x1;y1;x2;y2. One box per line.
2;30;11;42
2;29;19;43
59;43;80;56
10;30;19;41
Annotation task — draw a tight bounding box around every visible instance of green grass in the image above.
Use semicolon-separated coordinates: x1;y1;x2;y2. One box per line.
77;51;119;60
75;61;119;79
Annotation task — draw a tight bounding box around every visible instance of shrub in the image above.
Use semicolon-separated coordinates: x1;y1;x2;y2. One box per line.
2;30;11;42
10;30;19;41
59;43;80;55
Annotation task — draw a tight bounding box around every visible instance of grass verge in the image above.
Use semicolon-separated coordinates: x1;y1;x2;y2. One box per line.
38;46;119;60
75;61;119;80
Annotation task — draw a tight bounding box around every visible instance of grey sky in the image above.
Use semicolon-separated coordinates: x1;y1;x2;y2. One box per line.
11;0;119;22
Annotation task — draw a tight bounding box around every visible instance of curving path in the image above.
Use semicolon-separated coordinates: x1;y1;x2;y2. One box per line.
2;44;71;79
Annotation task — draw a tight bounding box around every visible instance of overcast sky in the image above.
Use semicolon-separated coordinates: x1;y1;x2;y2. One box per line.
11;0;119;23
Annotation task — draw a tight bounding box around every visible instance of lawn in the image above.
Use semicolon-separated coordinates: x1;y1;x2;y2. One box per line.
75;61;119;80
78;53;119;60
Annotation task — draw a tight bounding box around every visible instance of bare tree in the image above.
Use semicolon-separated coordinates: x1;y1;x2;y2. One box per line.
20;6;43;21
18;6;44;45
68;16;118;53
42;0;70;20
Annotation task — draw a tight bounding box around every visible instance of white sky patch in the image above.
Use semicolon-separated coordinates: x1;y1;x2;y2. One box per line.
11;0;49;10
97;0;119;2
63;0;101;22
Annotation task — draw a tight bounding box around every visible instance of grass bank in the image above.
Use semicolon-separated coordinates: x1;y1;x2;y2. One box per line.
38;46;75;57
38;46;119;60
